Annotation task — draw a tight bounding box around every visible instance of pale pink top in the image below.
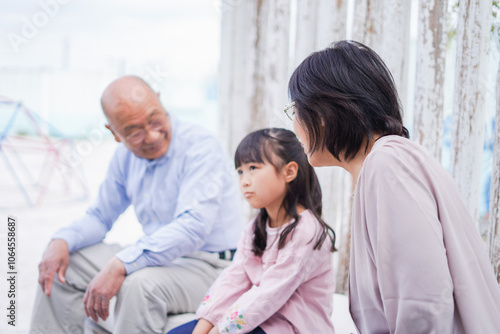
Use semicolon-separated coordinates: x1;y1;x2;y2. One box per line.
196;209;336;334
349;135;500;333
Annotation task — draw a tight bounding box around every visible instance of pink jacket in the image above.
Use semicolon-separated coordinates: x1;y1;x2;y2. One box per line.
349;135;500;333
197;209;336;333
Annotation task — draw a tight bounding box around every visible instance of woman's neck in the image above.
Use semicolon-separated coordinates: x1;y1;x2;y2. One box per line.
341;135;379;186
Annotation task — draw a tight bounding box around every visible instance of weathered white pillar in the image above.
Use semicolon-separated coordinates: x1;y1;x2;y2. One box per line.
295;0;318;64
218;0;291;222
259;0;291;130
450;0;491;223
294;0;350;293
413;0;448;160
218;0;256;155
316;0;347;48
335;171;353;294
219;0;290;156
294;0;347;65
352;0;411;110
488;52;500;284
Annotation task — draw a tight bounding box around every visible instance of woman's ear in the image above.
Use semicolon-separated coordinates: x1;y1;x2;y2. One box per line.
283;161;299;183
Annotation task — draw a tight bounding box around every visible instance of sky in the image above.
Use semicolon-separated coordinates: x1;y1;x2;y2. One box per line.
0;0;221;71
0;0;223;135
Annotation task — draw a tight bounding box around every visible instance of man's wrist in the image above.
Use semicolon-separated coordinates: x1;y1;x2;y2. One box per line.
51;231;78;252
48;238;69;252
49;238;68;246
110;257;127;276
115;252;151;274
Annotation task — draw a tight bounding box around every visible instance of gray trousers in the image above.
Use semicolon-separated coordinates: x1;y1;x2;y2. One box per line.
29;243;230;334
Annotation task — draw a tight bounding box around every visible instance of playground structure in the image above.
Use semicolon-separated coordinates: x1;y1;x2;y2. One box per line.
0;95;89;208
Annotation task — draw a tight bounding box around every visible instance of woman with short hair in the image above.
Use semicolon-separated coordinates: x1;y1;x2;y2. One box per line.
287;40;500;333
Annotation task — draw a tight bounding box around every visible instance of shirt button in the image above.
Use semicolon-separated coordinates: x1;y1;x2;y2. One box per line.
132;263;137;268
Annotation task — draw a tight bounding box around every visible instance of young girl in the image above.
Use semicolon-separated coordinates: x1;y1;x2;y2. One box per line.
168;128;337;334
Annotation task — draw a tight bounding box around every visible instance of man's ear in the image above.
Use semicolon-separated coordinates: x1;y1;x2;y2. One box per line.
283;161;299;183
105;124;122;143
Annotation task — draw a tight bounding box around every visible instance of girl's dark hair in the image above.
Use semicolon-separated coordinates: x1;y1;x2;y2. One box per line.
288;40;409;161
235;128;336;256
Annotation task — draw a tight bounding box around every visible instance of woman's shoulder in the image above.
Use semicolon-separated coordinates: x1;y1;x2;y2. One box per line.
360;135;450;196
363;135;434;173
371;135;433;157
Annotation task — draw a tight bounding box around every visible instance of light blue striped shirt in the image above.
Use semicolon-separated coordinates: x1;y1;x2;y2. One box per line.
53;115;243;273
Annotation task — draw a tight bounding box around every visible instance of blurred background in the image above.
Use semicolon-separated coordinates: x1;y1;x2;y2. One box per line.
0;2;223;332
0;0;223;209
0;0;497;218
0;0;221;135
0;1;499;332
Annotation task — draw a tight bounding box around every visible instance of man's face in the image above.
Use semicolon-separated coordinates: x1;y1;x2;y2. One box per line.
106;96;172;160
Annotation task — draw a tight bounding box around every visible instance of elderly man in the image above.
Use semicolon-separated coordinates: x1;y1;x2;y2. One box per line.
29;76;243;334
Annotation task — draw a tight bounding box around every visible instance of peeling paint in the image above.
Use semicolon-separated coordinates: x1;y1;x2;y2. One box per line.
488;58;500;282
450;0;491;223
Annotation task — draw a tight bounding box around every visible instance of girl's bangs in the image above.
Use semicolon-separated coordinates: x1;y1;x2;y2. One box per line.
234;132;274;168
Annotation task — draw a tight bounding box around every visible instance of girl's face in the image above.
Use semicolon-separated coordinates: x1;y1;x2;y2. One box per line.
236;160;288;211
293;116;339;167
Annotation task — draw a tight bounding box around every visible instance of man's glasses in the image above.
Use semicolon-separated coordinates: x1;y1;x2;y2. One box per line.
284;101;295;121
125;118;165;146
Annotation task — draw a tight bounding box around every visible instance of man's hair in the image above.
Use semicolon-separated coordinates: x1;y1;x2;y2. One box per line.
288;40;409;161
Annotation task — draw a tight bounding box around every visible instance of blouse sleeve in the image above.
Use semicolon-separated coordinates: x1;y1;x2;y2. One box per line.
361;146;455;333
196;224;253;326
215;218;331;334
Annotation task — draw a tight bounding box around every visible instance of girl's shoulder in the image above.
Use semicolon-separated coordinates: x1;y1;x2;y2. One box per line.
275;210;333;258
286;210;325;244
296;209;317;226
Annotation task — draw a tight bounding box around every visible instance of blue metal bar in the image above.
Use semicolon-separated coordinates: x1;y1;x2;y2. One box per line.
0;102;22;145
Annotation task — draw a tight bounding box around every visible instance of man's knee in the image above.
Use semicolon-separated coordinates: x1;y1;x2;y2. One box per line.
56;257;91;292
119;269;163;299
117;267;186;313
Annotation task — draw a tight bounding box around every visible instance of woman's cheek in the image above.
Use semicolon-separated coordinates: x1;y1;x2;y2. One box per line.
292;119;308;148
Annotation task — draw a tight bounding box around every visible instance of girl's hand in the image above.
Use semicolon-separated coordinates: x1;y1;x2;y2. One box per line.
192;318;214;334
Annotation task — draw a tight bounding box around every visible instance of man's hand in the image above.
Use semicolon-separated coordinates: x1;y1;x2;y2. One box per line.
83;257;126;322
38;239;70;297
193;318;215;334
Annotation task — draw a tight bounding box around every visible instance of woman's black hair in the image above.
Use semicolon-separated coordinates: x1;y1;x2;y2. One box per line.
288;40;409;161
235;128;336;256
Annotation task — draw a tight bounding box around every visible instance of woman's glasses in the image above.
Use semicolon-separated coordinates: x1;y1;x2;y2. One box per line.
283;101;295;121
